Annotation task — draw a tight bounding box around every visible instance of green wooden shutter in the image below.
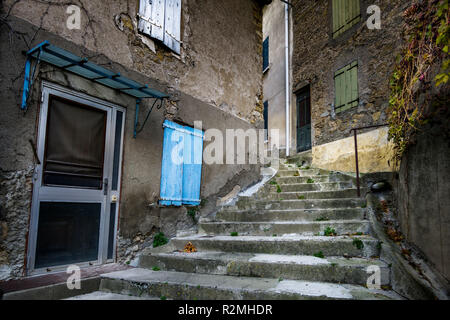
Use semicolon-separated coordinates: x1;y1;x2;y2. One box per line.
335;61;358;113
332;0;361;38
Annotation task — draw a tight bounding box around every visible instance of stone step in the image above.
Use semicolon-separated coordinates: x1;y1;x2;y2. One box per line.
215;208;366;222
139;252;390;286
65;291;161;300
269;182;354;192
276;169;324;177
169;235;381;258
99;268;400;300
199;220;370;236
275;175;331;184
230;198;366;211
267;189;366;200
277;176;355;185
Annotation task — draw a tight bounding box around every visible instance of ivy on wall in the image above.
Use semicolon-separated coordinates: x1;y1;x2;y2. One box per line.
388;0;449;163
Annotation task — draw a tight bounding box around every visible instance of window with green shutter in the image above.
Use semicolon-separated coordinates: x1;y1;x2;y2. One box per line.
332;0;361;38
334;61;359;113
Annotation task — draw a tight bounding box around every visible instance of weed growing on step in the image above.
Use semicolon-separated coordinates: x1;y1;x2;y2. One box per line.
323;227;337;236
278;277;284;282
160;296;167;300
315;217;329;221
276;185;282;193
314;251;325;258
361;203;367;208
352;238;364;250
269;180;278;185
330;263;338;268
272;234;277;237
187;207;199;223
307;178;315;184
153;232;169;248
152;266;161;271
298;195;305;200
230;232;239;237
263;228;271;232
377;241;383;250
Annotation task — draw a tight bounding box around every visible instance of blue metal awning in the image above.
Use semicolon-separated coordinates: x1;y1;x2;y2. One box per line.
22;41;169;138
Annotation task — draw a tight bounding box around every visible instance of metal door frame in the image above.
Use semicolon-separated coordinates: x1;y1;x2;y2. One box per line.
26;81;126;276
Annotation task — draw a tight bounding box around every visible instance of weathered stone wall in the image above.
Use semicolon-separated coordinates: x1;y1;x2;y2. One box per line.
3;0;264;124
394;128;450;282
291;0;409;148
0;0;264;279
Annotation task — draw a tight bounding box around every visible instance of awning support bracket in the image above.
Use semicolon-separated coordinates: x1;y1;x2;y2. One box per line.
134;97;165;138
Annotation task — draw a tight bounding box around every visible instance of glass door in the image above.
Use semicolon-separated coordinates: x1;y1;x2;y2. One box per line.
27;83;125;274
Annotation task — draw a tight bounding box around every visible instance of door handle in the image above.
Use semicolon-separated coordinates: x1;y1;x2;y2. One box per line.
103;178;108;196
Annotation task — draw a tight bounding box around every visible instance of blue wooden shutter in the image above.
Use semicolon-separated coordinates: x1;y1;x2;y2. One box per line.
138;0;153;36
160;120;204;206
181;126;204;205
263;37;269;71
164;0;182;54
160;120;185;206
151;0;166;41
263;101;269;140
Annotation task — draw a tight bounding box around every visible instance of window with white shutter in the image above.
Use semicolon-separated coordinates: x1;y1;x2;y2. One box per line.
138;0;181;54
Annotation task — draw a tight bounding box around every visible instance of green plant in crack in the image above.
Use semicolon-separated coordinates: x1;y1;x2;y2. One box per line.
160;296;167;300
153;232;168;248
352;238;364;250
361;203;367;209
307;178;315;184
298;195;305;200
187;207;199;223
315;217;329;222
152;266;161;271
377;241;383;250
269;180;278;185
276;185;282;193
323;227;337;237
313;251;325;259
230;232;239;237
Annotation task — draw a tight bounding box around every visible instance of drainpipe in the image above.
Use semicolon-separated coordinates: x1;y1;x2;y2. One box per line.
284;1;290;157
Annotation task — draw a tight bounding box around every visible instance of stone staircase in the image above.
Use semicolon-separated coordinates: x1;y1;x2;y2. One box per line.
70;159;403;300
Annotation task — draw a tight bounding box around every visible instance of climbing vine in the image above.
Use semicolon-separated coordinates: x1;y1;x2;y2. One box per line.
387;0;449;163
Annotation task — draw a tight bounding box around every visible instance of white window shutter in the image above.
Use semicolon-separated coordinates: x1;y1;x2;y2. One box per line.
163;0;181;54
151;0;166;41
138;0;152;36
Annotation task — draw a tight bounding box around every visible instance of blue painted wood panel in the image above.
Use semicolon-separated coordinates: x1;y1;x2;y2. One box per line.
181;126;204;206
159;120;184;206
160;120;204;206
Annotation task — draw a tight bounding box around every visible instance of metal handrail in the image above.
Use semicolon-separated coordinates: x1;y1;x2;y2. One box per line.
350;124;389;197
